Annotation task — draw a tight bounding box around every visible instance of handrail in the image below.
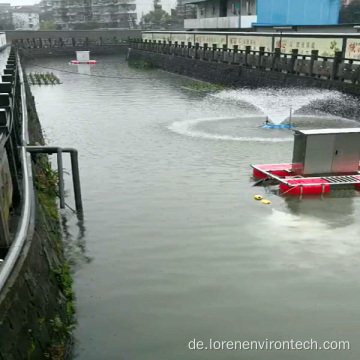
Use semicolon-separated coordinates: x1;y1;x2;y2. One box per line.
0;52;34;292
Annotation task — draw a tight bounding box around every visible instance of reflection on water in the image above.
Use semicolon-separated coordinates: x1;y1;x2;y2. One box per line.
61;211;91;269
25;55;360;360
284;193;356;229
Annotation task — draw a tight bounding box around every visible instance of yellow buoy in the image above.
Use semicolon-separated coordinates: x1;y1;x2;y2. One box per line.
254;195;263;201
261;199;271;205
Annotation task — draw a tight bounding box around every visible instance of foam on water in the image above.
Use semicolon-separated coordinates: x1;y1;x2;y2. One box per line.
212;88;343;125
169;116;293;142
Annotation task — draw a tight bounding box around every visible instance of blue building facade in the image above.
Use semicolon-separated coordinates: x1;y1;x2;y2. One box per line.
256;0;341;26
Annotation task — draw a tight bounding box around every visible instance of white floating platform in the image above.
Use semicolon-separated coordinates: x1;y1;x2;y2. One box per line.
71;51;96;64
70;60;96;64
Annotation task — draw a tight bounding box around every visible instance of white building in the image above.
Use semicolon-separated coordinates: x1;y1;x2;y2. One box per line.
12;5;40;30
184;0;257;30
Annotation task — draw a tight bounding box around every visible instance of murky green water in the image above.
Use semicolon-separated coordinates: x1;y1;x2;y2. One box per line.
26;54;360;360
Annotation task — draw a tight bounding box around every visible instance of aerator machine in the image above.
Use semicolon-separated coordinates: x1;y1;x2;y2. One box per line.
251;128;360;195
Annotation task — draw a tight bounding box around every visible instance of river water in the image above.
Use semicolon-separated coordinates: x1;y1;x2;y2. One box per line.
24;54;360;360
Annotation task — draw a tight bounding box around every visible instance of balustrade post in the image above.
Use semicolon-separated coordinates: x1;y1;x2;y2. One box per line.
180;42;185;57
203;43;208;61
232;45;238;64
187;42;192;58
272;48;281;70
332;51;343;80
194;43;199;59
222;44;227;63
258;46;265;68
212;44;217;61
245;46;251;66
309;50;318;77
290;49;299;73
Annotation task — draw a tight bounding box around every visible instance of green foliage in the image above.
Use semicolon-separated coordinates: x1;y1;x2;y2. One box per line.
340;0;360;23
40;21;56;31
141;9;172;29
27;72;61;86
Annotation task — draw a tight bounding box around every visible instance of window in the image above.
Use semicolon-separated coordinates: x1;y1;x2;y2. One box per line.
199;4;205;16
212;4;216;16
29;24;33;28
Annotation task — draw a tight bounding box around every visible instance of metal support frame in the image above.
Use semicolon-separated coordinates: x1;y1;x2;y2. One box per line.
26;146;83;212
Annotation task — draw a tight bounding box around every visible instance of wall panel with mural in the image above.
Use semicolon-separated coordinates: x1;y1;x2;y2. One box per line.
142;32;360;60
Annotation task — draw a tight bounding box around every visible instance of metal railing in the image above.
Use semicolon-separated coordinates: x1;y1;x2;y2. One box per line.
0;50;34;292
130;39;360;84
14;36;130;49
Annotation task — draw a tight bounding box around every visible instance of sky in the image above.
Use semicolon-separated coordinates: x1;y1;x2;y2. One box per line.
7;0;177;18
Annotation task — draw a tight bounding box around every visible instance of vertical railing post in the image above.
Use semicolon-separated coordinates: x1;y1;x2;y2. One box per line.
70;150;83;212
290;49;299;73
258;46;265;68
309;50;318;77
212;44;217;61
272;48;281;70
194;42;199;59
245;45;251;66
233;45;238;64
222;44;227;63
187;42;192;57
57;148;65;209
332;51;343;80
203;43;208;60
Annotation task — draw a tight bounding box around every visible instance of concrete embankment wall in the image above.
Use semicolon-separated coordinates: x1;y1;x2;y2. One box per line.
5;30;141;43
127;48;360;97
0;81;72;359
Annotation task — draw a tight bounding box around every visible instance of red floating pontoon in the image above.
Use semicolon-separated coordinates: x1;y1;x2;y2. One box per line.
251;129;360;195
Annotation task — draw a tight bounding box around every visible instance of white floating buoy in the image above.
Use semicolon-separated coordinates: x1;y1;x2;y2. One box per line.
71;51;96;65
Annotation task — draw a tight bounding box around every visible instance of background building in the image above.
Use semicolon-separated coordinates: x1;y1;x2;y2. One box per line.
184;0;341;30
39;0;137;30
12;5;40;30
0;3;13;30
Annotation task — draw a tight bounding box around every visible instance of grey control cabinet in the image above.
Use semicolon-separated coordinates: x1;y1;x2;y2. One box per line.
292;129;360;175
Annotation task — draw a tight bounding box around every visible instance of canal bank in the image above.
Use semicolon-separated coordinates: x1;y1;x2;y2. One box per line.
0;49;74;359
25;54;360;360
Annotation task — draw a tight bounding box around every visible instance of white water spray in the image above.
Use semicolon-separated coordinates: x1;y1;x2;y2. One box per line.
213;88;342;125
169;116;292;142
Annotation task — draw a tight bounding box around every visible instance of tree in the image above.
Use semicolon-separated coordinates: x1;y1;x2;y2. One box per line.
140;0;172;29
340;0;360;23
73;21;102;30
40;21;56;30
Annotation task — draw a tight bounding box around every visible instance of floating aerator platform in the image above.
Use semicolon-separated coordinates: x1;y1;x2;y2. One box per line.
70;51;96;65
251;128;360;195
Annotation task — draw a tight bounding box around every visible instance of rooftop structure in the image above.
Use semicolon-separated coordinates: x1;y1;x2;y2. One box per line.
12;5;40;30
183;0;341;30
